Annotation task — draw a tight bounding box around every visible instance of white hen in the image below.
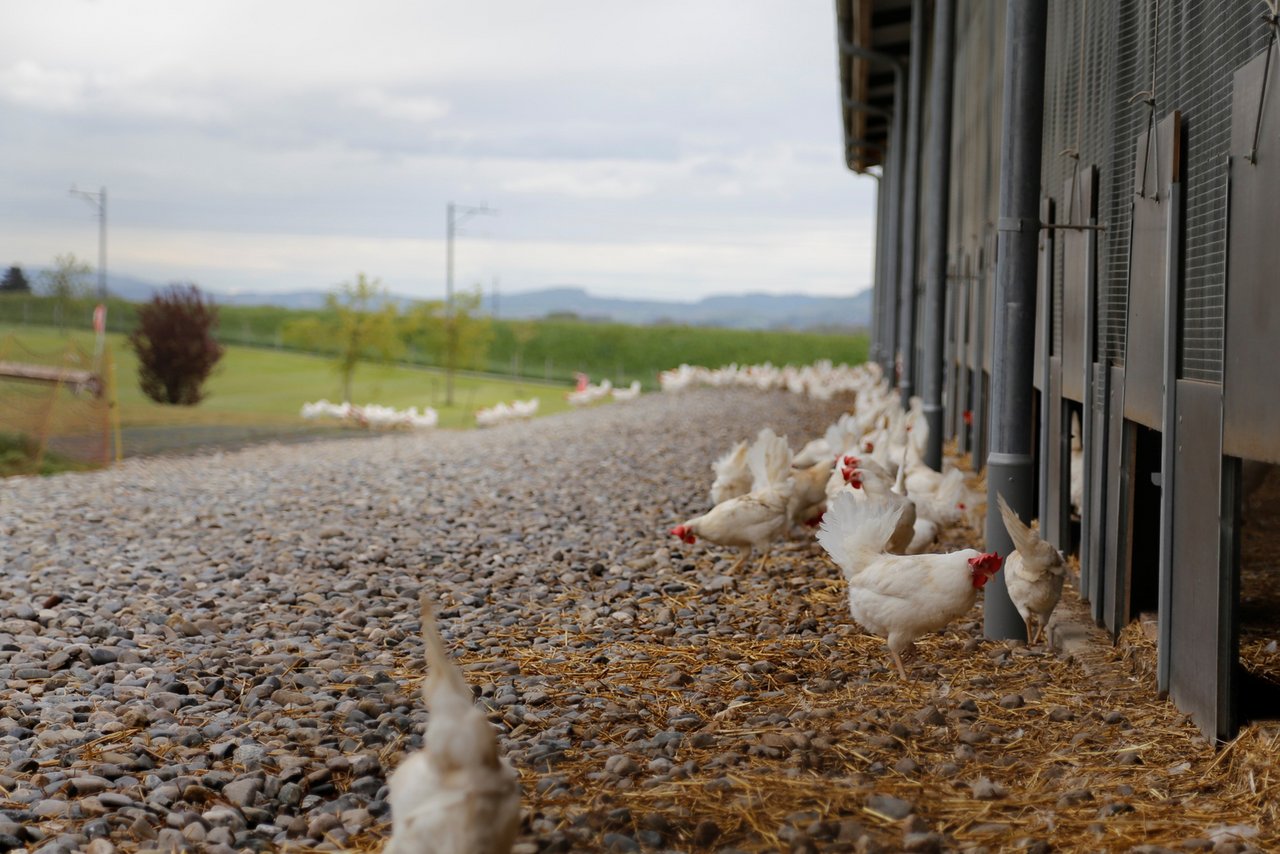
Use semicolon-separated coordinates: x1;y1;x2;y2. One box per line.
673;429;793;572
386;598;521;854
996;494;1066;646
817;491;1003;679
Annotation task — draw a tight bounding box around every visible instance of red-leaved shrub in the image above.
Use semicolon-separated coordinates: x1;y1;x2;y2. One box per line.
128;284;225;405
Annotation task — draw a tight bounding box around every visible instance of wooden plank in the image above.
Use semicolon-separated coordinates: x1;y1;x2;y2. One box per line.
0;361;99;390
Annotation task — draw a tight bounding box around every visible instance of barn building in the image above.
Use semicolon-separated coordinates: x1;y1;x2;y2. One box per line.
835;0;1280;740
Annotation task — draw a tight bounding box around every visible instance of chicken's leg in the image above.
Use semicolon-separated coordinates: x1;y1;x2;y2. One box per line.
1023;616;1035;645
727;547;752;573
888;645;911;680
755;548;772;574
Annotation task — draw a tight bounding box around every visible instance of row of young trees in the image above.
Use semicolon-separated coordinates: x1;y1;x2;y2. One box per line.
281;273;494;405
127;273;495;408
3;262;499;408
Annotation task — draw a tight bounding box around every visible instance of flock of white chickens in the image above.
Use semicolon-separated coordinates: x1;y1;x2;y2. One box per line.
300;400;440;429
381;357;1073;853
659;359;866;400
668;359;1067;680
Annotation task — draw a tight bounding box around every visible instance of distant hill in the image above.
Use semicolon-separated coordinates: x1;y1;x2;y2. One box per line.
85;274;870;331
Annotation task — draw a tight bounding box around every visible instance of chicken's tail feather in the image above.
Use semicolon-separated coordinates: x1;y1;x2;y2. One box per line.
419;594;471;700
996;493;1063;570
747;427;793;492
712;440;749;478
817;490;904;578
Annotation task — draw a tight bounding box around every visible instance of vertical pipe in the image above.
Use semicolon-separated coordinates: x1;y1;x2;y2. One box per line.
898;0;927;407
984;0;1048;640
884;90;904;377
445;202;455;406
921;0;955;471
871;172;887;364
98;187;108;304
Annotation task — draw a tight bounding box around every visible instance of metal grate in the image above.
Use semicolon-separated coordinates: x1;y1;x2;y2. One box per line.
946;0;1004;372
1041;0;1272;382
1042;2;1121;364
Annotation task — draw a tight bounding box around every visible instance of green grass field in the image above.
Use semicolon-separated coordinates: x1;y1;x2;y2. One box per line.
0;295;869;388
0;324;575;435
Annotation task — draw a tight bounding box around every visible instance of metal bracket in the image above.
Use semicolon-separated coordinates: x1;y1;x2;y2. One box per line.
997;217;1107;233
1042;222;1108;232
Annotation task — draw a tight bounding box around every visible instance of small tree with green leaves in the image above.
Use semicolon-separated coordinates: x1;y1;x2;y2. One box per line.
403;286;493;405
39;253;92;330
1;265;31;293
128;284;225;405
509;319;538;390
284;274;402;403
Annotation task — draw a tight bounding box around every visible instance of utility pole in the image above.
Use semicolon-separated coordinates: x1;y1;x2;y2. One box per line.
70;185;107;360
444;201;496;405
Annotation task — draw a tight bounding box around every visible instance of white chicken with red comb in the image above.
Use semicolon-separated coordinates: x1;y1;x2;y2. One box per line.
671;428;794;572
817;490;1002;679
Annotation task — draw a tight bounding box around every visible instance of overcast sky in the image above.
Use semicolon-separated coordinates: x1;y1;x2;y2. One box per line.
1;1;877;302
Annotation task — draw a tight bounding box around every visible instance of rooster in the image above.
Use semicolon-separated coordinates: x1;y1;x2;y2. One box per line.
817;491;1002;679
386;597;520;854
672;429;793;572
996;494;1066;646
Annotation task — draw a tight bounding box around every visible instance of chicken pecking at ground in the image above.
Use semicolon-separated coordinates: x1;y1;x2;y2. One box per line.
996;493;1066;647
386;597;521;854
817;491;1002;679
672;428;794;572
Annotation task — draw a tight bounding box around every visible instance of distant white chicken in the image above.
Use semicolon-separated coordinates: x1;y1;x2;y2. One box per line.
386;598;521;854
611;380;642;402
996;494;1066;646
672;429;794;572
818;491;1003;679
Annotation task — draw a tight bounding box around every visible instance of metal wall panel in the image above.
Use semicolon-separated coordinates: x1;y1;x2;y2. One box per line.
1043;356;1068;551
967;255;984;372
1085;363;1109;617
1103;368;1132;637
1223;46;1280;464
1062;167;1097;402
1167;379;1235;741
1125;113;1182;430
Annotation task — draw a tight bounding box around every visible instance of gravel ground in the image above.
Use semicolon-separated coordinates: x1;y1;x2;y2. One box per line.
1;387;1277;853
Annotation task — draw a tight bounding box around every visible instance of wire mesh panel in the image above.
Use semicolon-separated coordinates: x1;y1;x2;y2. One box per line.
1043;0;1272;383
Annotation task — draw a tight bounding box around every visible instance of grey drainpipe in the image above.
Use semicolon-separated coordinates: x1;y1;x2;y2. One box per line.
897;0;926;409
984;0;1049;640
921;0;955;471
838;32;907;384
869;169;886;364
